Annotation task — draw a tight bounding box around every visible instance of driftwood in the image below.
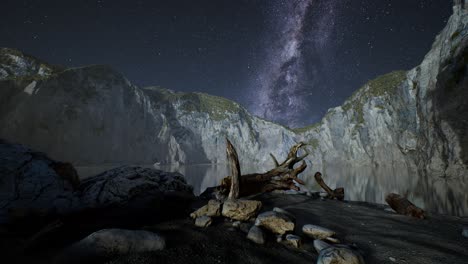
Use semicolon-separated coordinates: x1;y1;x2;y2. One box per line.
217;139;309;198
314;172;344;200
385;193;425;219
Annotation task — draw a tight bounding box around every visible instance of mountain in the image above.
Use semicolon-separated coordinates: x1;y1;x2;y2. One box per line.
0;3;466;214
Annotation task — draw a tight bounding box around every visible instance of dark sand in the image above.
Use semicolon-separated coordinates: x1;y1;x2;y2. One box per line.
108;193;468;264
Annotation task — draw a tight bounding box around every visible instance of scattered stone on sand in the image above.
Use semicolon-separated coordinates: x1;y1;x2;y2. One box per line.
232;221;241;228
273;207;296;221
389;257;397;262
384;208;396;214
64;229;165;260
325;237;340;244
190;199;222;219
462;227;468;238
195;216;212;228
285;234;302;248
221;200;262;221
303;224;336;239
319;192;329;198
255;211;295;235
314;239;332;253
317;246;365;264
276;234;283;243
247;226;265;244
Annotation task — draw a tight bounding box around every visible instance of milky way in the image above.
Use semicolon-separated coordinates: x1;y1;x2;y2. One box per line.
251;0;341;127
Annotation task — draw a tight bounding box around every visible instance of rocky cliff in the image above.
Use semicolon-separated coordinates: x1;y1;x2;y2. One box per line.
0;3;467;214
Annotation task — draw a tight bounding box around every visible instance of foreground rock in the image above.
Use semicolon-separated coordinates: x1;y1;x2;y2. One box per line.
60;229;165;262
77;166;194;214
255;211;295;235
221;200;262;221
0;140;78;224
247;226;265;244
317;246;365;264
195;216;212;228
190;199;222;219
285;234;302;248
303;224;336;239
314;240;332;253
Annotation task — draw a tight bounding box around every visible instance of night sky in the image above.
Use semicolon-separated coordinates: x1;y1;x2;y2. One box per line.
0;0;452;127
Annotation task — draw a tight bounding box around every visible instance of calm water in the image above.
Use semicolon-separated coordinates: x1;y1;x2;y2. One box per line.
76;163;468;216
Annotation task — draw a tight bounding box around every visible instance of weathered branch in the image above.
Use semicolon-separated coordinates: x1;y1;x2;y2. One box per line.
217;141;309;198
226;138;241;200
314;172;344;200
385;193;425;219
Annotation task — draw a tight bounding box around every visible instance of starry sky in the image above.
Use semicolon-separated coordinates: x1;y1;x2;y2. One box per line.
0;0;453;127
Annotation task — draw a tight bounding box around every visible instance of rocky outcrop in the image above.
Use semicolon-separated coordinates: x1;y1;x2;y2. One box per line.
0;140;194;225
0;139;77;223
0;3;466;215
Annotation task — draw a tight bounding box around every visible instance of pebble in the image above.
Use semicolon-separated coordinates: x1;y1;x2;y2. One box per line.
285;234;302;248
247;226;265;244
303;224;336;239
313;239;331;253
195;216;212;228
462;227;468;238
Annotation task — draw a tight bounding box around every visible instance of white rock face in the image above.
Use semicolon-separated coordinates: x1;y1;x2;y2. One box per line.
0;5;467;215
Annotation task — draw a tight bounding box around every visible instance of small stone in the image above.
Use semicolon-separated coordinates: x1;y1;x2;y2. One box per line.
247;226;265;244
190;199;222;219
313;239;331;253
319;192;329;198
222;200;262;221
389;257;396;262
255;211;295;235
285;234;302;248
317;246;365;264
273;207;296;221
303;224;336;239
320;197;326;201
462;227;468;238
195;216;212;228
276;234;283;243
384;208;396;214
325;237;340;243
232;221;241;228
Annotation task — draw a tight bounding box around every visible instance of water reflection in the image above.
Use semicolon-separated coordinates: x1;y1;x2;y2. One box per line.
76;163;468;216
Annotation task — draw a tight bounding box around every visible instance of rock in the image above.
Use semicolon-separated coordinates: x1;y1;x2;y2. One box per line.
317;246;365;264
190;199;222;219
285;234;302;248
255;211;295;235
247;226;265;244
221;200;262;221
276;234;283;243
63;229;165;261
325;237;340;244
195;216;212;228
389;257;397;262
273;207;296;221
78;166;194;211
314;239;332;253
302;224;336;239
232;221;241;228
0;140;77;224
462;227;468;238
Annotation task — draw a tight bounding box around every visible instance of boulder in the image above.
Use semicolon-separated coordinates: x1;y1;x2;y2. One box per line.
0;140;77;224
195;216;212;228
285;234;302;248
247;226;265;244
273;207;296;221
77;166;194;222
317;246;365;264
190;199;222;219
221;200;262;221
255;211;295;235
61;229;165;262
314;239;332;253
302;224;336;239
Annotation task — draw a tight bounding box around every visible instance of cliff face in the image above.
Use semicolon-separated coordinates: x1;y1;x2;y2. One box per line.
0;54;296;166
295;4;468;215
0;4;466;214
